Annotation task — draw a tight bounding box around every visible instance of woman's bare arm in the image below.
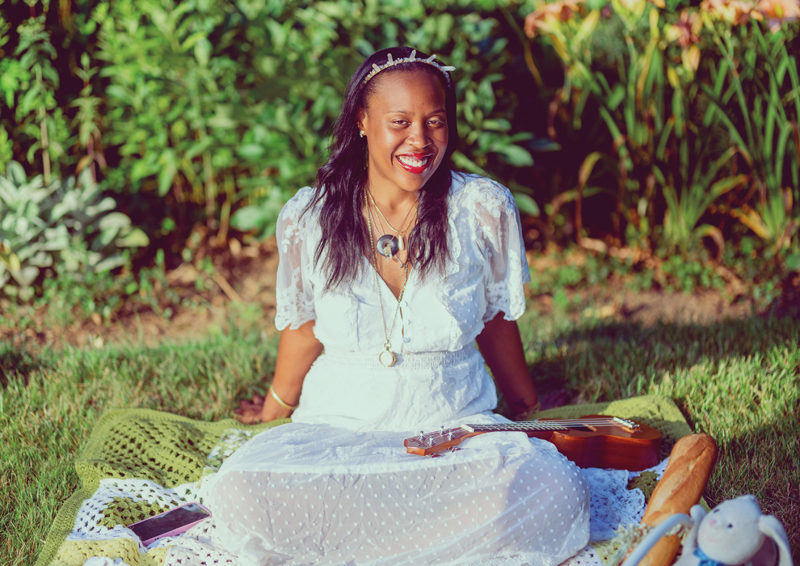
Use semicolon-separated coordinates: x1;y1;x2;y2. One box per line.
235;319;323;423
476;312;540;420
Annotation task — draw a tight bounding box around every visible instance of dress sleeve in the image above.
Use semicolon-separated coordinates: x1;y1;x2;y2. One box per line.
474;179;531;323
274;188;316;331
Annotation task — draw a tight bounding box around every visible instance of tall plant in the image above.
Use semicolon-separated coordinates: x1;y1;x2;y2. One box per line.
0;1;107;180
524;0;799;259
700;9;800;255
0;13;64;183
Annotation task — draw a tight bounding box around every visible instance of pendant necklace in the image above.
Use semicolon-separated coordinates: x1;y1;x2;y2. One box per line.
365;192;410;367
367;191;417;262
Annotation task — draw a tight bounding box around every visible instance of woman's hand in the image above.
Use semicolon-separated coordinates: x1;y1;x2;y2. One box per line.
234;392;294;424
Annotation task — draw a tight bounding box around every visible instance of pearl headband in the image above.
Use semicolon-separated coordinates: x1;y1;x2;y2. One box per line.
362;50;456;85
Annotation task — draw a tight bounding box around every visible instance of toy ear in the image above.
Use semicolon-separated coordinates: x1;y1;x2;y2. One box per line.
688;504;706;523
759;515;793;566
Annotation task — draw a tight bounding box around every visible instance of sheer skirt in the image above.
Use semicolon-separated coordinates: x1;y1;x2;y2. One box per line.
200;423;590;565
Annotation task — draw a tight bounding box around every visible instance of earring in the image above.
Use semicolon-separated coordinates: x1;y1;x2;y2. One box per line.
359;130;366;138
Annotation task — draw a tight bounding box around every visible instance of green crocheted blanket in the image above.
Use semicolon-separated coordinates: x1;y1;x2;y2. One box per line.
36;394;691;566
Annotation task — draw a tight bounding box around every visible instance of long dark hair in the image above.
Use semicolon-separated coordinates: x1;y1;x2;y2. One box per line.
307;46;459;290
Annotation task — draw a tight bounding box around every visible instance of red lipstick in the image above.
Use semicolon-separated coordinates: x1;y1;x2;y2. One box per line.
396;153;432;174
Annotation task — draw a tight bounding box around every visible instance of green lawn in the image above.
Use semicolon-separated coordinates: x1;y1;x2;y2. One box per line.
1;302;798;564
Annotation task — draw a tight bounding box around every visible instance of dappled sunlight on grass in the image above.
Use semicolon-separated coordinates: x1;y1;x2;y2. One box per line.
520;307;799;554
2;285;799;563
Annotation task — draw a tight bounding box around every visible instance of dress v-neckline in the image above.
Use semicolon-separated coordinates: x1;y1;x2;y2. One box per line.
363;255;412;302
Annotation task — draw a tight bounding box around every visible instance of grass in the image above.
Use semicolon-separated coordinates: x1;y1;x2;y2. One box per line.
0;308;279;566
519;304;800;555
1;296;799;564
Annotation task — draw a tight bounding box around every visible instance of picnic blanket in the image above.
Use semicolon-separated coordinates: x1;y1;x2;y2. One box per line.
36;394;693;566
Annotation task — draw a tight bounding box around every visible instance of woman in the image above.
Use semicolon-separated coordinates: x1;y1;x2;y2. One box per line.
202;46;590;565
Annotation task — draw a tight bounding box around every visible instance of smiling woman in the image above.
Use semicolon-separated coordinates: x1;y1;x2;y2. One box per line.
357;68;452;298
359;70;448;192
201;46;597;565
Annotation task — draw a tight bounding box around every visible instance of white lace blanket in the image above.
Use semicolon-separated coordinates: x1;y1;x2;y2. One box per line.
37;396;690;565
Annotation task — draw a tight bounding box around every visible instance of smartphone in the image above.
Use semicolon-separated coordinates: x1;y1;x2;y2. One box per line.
127;502;211;546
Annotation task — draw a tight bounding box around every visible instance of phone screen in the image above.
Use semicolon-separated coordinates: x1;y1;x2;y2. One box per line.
128;503;210;541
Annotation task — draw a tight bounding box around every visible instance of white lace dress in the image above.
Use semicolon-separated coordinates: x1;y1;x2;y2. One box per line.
199;173;592;565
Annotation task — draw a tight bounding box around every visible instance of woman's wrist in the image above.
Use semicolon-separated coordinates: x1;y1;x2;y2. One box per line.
269;386;298;411
260;397;294;421
258;387;298;421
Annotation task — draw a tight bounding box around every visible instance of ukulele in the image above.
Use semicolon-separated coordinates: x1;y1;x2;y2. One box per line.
404;415;662;471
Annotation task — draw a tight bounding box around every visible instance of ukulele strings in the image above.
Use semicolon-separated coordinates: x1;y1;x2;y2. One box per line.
418;419;639;442
471;419;635;432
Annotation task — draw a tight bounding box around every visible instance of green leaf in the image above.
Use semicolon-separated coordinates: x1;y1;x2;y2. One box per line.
785;252;800;271
10;265;39;287
230;205;268;231
513;193;540;217
116;227;150;248
237;144;265;159
157;160;177;197
482;118;511;132
451;151;491;177
527;139;561;152
93;254;128;273
2;252;21;272
99;211;132;232
86;197;117;218
494;144;533;167
194;37;211;67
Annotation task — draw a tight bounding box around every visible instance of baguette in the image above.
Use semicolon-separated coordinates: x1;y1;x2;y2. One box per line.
636;433;718;566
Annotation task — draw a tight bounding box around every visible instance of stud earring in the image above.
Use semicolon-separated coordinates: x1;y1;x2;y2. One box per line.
359;130;366;138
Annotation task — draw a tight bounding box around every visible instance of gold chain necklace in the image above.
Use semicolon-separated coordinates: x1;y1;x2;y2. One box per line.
364;192;410;367
367;191;417;258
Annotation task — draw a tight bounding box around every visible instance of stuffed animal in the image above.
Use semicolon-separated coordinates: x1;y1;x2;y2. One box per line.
623;495;793;566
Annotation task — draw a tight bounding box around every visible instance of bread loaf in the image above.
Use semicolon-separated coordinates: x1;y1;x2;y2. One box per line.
636;433;718;566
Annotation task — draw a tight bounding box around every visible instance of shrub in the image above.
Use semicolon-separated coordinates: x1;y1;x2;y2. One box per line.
0;162;148;301
93;0;541;240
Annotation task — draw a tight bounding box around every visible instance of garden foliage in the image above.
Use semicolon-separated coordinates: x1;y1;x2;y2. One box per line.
0;161;148;300
525;0;800;263
1;0;540;243
0;0;798;302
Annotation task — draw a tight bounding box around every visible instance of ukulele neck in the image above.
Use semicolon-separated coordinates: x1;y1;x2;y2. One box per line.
466;417;637;434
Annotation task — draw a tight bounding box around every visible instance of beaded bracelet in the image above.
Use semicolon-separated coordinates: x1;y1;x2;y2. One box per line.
269;387;298;411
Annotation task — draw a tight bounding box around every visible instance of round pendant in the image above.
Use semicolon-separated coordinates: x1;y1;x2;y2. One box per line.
378;349;397;367
376;234;399;259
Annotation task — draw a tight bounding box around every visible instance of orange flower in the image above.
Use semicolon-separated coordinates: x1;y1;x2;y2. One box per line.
757;0;800;30
701;0;759;25
525;0;584;37
673;9;702;46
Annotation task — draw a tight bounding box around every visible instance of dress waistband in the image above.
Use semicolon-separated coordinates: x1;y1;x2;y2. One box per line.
319;345;479;370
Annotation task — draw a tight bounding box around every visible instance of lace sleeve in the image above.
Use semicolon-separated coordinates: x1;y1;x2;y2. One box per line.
274;188;316;331
471;178;531;323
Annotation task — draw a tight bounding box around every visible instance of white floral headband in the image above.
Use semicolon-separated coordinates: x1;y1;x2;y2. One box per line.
362;50;456;85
